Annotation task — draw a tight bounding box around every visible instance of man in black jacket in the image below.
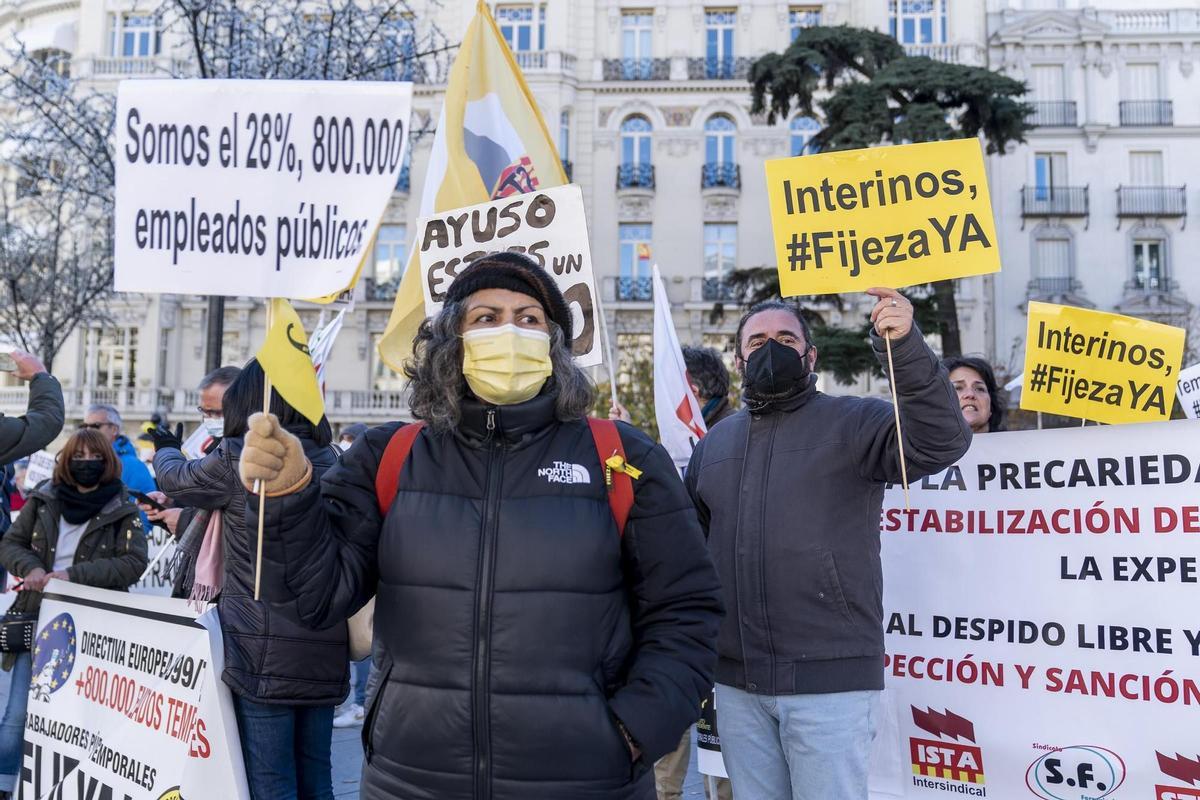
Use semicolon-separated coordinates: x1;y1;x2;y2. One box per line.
0;351;64;468
685;290;971;800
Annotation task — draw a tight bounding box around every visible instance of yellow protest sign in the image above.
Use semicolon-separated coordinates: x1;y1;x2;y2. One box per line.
765;138;1000;296
1021;302;1185;425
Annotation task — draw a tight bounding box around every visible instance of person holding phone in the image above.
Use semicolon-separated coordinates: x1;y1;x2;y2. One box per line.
0;351;64;467
0;428;148;800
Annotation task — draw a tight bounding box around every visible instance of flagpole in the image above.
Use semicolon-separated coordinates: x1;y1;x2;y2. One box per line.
254;299;275;602
594;287;620;410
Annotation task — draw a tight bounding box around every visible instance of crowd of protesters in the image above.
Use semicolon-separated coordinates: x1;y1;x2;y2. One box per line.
0;254;1020;800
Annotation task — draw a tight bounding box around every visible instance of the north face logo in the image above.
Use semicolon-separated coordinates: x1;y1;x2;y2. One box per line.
537;462;590;484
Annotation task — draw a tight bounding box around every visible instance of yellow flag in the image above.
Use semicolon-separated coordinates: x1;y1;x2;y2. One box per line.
258;299;325;425
377;0;568;372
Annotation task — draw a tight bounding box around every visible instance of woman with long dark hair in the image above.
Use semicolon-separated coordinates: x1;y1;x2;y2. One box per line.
942;356;1007;433
151;359;344;800
238;254;723;800
0;429;148;800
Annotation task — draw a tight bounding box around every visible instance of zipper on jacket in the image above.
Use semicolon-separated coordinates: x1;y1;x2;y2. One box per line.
473;408;503;800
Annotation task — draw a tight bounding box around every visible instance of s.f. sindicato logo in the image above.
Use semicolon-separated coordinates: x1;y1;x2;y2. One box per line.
1025;745;1125;800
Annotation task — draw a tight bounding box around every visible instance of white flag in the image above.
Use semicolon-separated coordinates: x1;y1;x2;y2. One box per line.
652;264;706;469
309;308;347;396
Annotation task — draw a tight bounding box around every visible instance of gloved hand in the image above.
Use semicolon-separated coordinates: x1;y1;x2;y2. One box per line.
239;412;311;496
149;423;185;452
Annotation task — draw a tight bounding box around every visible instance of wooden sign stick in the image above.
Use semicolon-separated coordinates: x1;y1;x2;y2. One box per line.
884;331;911;511
254;301;275;602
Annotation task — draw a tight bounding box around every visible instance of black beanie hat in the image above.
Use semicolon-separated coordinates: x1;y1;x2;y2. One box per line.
445;252;573;344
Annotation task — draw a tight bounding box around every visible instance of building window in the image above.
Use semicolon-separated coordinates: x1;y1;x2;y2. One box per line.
705;9;736;64
622;11;653;60
108;13;160;58
789;6;822;40
1033;152;1066;200
888;0;947;45
373;224;407;296
618;224;653;300
620;115;653;166
1132;239;1164;291
704;223;737;285
1129;150;1164;185
1033;232;1072;295
790;116;820;156
704;114;737;166
30;48;71;80
497;5;544;52
87;327;139;389
371;333;406;392
559;109;570;160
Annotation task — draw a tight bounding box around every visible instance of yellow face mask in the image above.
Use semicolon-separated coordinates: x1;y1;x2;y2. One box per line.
461;324;553;406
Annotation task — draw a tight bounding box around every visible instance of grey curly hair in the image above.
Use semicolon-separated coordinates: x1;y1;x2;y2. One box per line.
404;300;597;432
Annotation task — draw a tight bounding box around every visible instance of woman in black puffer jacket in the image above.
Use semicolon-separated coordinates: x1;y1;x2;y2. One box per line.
153;359;343;800
239;254;724;800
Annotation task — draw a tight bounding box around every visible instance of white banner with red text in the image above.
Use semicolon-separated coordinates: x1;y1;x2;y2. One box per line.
869;420;1200;800
18;581;248;799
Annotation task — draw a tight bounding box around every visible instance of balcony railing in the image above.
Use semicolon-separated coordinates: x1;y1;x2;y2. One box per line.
561;159;573;182
601;57;671;81
1097;9;1200;33
77;56;188;77
1032;276;1075;296
1117;186;1187;216
1028;101;1077;127
687;56;753;80
396;165;410;193
901;43;961;63
701;162;741;190
617;163;655;190
512;50;577;75
616;276;653;301
702;278;737;302
1119;100;1173;126
1022;186;1088;217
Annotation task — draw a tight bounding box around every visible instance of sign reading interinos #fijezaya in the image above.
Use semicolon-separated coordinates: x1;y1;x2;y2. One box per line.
764;138;1000;296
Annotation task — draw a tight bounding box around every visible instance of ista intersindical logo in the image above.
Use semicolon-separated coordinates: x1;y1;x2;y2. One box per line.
1156;752;1200;800
909;707;986;797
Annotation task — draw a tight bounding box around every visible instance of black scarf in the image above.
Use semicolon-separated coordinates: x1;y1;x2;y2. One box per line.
56;480;123;525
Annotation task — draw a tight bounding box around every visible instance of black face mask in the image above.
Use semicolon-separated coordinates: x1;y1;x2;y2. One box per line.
742;338;812;400
68;461;105;488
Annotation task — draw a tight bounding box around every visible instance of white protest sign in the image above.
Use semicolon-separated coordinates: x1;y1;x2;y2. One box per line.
22;450;55;490
1177;362;1200;419
417;184;602;366
134;524;178;597
115;79;412;299
869;420;1200;799
180;425;213;461
21;581;249;799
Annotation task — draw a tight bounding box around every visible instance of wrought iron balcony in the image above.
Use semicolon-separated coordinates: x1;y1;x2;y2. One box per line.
1117;186;1186;216
617;163;655;190
561;159;573;181
701;278;737;302
601;57;671;81
1027;101;1077;127
1119;100;1173;126
1031;276;1075;296
396;165;410;193
617;276;653;301
702;163;741;190
687;56;753;80
1021;186;1088;216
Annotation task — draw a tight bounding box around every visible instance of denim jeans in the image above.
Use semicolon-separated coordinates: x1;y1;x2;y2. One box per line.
0;654;32;792
716;683;879;800
349;658;370;707
232;695;334;800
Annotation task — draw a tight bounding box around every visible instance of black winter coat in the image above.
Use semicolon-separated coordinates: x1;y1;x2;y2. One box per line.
155;435;347;705
253;393;724;800
0;373;64;466
686;327;971;697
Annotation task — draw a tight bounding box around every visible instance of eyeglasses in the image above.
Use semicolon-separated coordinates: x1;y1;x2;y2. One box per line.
196;406;223;419
78;422;112;431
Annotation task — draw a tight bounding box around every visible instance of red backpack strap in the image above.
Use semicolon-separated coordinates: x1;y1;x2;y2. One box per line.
374;422;426;517
587;417;635;538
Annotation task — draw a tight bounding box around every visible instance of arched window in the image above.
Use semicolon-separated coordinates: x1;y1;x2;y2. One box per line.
704;114;736;166
790;116;821;157
620;115;652;166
